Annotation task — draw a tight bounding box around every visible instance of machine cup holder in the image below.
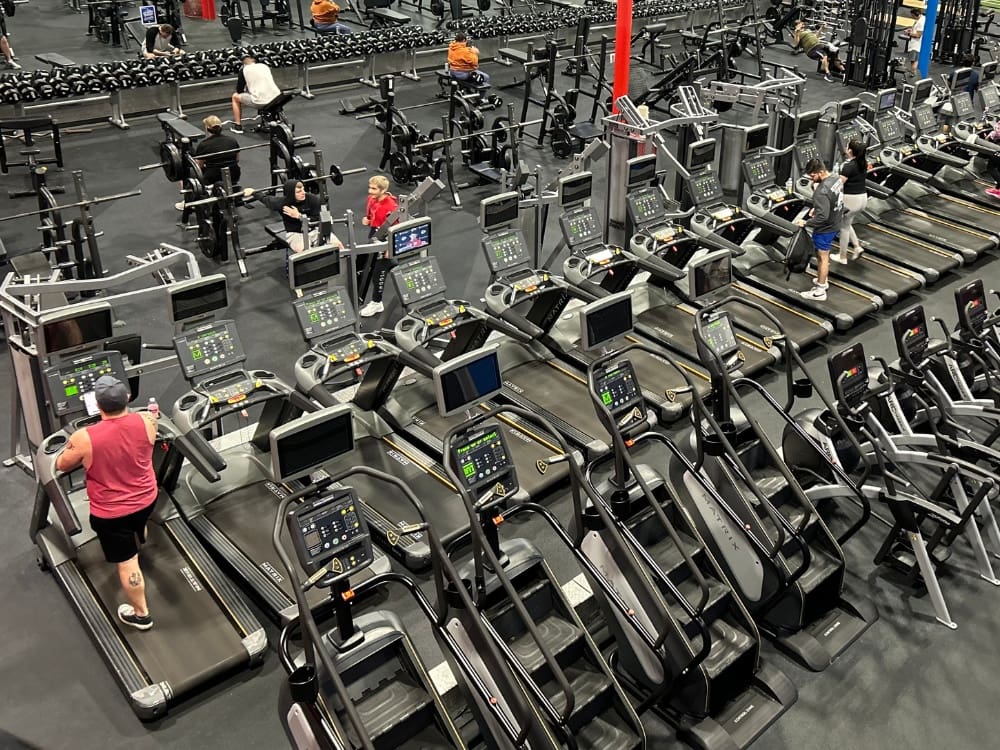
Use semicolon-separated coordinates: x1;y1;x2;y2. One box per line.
445;578;476;610
250;369;274;379
287;665;318;704
179;394;199;410
44;434;67;454
300;354;318;368
792;377;813;398
694;213;707;222
487;284;504;296
630;233;648;253
703;420;738;457
399;319;415;331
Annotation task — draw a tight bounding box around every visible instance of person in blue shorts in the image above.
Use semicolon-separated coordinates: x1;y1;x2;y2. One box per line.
795;158;844;302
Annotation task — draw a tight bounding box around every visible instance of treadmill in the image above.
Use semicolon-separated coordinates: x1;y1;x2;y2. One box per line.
163;278;390;622
685;152;882;331
32;347;267;720
742;150;924;306
619;163;831;350
820;101;964;280
863;92;998;258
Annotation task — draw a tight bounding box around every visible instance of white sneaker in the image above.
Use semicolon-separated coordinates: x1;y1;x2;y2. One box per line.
174;201;185;211
830;252;848;265
849;246;864;260
7;60;21;70
359;301;384;317
800;285;828;301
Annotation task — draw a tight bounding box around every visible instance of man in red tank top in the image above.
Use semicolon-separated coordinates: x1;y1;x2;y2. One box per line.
57;375;159;631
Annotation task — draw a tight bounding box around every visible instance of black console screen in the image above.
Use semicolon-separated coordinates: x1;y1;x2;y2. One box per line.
293;287;354;341
828;343;868;408
482;229;530;272
742;156;773;188
44;350;128;417
391;257;447;306
174;320;246;379
288;488;371;577
626;187;662;226
892;305;929;362
451;424;518;501
875;114;903;145
952;92;974;119
561;207;602;248
701;313;738;357
955;280;987;332
594;359;642;414
687;173;724;206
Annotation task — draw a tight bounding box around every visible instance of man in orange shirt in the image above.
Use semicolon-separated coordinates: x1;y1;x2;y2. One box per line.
448;32;490;86
311;0;351;34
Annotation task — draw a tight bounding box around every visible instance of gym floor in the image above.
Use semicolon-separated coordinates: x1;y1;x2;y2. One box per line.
2;3;1000;749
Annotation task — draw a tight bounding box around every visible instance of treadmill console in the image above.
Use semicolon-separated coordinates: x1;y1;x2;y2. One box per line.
196;368;263;405
795;141;821;171
952;92;975;120
626;187;664;228
293;286;355;342
315;335;377;364
287;488;373;578
499;267;552;296
44;350;128;418
391;256;449;309
592;359;647;434
482;228;532;273
892;305;929;363
560;206;603;249
828;343;869;409
912;104;938;136
686;172;725;209
742;155;776;190
696;312;741;373
875;114;904;146
836;124;862;155
450;423;518;508
955;280;988;333
174;320;247;380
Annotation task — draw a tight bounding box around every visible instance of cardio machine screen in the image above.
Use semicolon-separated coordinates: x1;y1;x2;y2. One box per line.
626;155;657;188
271;407;354;483
559;173;593;207
875;114;903;145
169;276;229;325
289;246;341;290
44;350;128;418
745;125;769;152
828;343;868;408
482;229;530;272
41;306;113;357
981;86;1000;111
690;252;732;301
687;173;724;206
626;187;663;226
951;92;975;119
797;111;821;138
293;286;354;341
913;104;937;134
581;292;634;352
838;99;862;123
173;320;246;379
452;425;514;494
388;220;432;258
686;140;716;170
435;348;503;417
796;142;821;170
701;313;738;357
892;305;929;361
392;257;447;306
594;359;642;413
481;192;520;232
561;207;602;248
877;90;897;113
742;156;773;188
288;488;371;576
955;280;987;331
950;69;972;96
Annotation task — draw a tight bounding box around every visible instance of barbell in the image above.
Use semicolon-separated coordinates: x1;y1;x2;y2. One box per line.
184;164;366;208
0;189;142;223
139;141;272;183
412;117;544;151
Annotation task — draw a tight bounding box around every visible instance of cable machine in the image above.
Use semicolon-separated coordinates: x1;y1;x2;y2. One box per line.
934;0;981;64
844;0;902;90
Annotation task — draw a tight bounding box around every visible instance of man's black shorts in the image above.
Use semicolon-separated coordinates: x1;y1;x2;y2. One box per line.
90;502;156;563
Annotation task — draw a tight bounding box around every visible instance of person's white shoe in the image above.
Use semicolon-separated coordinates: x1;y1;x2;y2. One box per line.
830;252;848;265
7;60;21;70
800;285;828;301
849;245;865;260
359;301;384;317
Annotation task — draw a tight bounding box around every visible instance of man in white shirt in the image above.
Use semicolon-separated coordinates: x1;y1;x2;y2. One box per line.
904;8;925;77
229;55;281;134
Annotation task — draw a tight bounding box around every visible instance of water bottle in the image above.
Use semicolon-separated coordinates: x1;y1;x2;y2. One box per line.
785;177;794;194
147;397;160;418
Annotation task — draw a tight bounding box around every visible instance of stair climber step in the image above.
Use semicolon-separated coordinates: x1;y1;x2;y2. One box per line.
663;575;732;640
574;713;644;750
699;619;755;678
352;670;435;745
506;612;583;673
543;665;615;730
638;525;705;583
749;464;791;504
782;545;842;594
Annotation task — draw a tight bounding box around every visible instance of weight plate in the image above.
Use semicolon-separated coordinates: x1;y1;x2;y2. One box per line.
290;154;309;179
491;118;509;144
389;151;413;184
160;142;184;183
270;122;295;152
329;164;344;186
550;129;574;158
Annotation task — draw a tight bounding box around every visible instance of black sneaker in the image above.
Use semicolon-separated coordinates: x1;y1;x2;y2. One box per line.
229;124;244;135
118;604;153;631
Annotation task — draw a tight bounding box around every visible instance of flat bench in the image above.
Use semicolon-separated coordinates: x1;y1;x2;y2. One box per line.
35;53;77;70
369;8;410;28
157;112;204;143
437;70;490;92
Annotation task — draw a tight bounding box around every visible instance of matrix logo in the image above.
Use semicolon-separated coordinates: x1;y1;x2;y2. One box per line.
260;561;284;584
179;566;203;592
503;380;524;394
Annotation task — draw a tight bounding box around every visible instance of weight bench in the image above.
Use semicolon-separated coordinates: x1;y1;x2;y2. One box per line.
34;53;78;71
368;7;409;28
261;221;293;254
437;70;490;98
251;89;298;132
157;112;205;144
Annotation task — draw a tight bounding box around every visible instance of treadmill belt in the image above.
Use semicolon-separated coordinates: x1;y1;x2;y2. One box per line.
503;360;607;445
853;224;959;277
879;208;994;254
77;527;249;696
743;265;878;330
725;284;829;349
915;194;1000;236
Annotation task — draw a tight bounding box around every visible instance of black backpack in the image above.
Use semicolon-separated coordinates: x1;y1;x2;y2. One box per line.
784;227;812;278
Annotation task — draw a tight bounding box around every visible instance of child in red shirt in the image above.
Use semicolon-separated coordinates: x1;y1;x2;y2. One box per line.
359;175;399;317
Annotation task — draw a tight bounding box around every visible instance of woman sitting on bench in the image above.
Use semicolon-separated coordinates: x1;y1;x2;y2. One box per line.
448;32;490;87
311;0;351;34
243;178;344;254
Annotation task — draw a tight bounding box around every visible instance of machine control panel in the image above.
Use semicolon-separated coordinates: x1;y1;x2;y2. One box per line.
955;280;987;332
293;286;355;342
893;305;930;363
702;313;739;356
391;256;449;308
560;206;603;249
451;423;518;506
795;142;821;170
912;105;938;135
828;343;869;408
44;350;128;418
593;359;646;431
482;229;531;273
582;246;624;267
288;488;373;578
412;300;467;328
502;267;551;296
687;172;725;208
952;93;975;119
174;320;247;380
742;156;775;189
626;187;664;227
317;335;377;364
200;369;263;405
875;114;903;146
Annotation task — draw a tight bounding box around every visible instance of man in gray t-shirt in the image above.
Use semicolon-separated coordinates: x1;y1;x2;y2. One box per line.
143;24;184;59
795;158;844;302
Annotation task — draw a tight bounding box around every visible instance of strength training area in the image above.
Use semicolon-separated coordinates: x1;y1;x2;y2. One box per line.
2;0;1000;747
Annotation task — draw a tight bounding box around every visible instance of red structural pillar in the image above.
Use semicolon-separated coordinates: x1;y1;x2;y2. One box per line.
612;0;633;113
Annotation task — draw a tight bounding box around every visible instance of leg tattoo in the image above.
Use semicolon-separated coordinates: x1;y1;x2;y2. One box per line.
128;571;143;587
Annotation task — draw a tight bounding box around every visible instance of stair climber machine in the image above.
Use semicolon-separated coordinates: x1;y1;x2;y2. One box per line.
434;347;648;749
575;296;797;748
287;244;507;571
163;275;390;623
741;144;924;307
862;89;1000;257
620;154;828;352
810;342;1000;628
479;183;711;425
818;98;965;282
550;172;778;378
367;222;572;501
678;302;878;669
908;97;1000;206
684;139;882;332
31;297;267;719
270;406;508;750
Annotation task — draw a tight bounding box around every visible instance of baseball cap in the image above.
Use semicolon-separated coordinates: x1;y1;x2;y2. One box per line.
94;375;129;412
